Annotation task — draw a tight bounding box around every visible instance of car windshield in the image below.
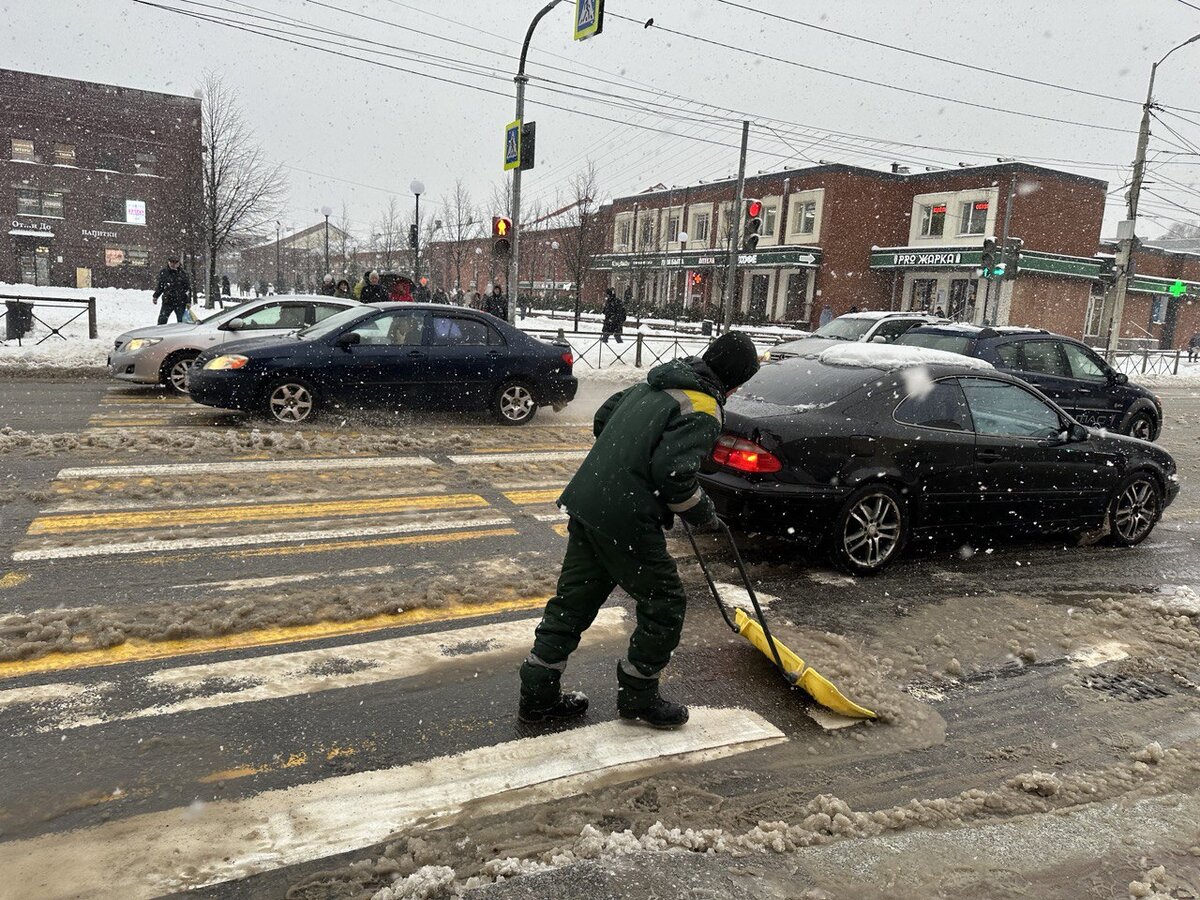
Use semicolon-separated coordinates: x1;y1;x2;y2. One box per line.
734;359;870;409
812;316;875;341
296;306;372;340
895;332;973;354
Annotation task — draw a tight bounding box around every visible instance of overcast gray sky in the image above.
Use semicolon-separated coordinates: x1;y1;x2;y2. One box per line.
6;0;1200;239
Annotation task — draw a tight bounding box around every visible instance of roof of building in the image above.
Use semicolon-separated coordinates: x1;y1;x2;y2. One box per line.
0;66;201;105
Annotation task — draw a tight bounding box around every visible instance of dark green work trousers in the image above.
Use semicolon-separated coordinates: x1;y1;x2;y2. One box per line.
520;516;687;707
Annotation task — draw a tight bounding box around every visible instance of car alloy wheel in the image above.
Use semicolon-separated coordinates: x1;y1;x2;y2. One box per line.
161;351;199;395
1127;413;1155;441
1111;474;1160;545
842;490;903;572
268;382;314;424
497;383;535;424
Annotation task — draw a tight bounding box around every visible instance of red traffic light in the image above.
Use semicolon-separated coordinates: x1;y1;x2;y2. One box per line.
746;199;763;218
492;216;512;238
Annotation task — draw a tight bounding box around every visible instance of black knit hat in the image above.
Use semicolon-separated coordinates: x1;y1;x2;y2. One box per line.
702;331;759;391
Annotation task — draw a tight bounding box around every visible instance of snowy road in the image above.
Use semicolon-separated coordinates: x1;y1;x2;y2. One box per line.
0;383;1198;898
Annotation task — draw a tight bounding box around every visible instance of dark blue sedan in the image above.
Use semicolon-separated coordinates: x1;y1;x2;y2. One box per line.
188;303;577;426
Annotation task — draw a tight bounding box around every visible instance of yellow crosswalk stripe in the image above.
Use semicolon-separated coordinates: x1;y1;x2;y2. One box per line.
503;488;561;505
28;492;488;535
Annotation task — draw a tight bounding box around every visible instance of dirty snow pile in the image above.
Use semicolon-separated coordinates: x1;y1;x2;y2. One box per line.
0;283;161;371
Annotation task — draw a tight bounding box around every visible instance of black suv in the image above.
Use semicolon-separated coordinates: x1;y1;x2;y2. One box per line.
896;325;1163;440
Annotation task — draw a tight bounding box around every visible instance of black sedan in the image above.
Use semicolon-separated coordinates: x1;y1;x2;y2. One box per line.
188;303;577;425
700;343;1178;575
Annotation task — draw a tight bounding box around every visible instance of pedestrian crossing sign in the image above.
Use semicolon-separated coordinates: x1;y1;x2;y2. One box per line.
504;118;521;171
574;0;603;40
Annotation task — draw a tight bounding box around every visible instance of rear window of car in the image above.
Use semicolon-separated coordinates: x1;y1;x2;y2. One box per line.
735;359;869;409
895;331;973;354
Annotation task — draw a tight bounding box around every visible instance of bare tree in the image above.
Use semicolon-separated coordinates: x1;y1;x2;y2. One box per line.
200;72;287;306
552;164;605;329
335;201;360;279
439;180;480;294
371;196;405;271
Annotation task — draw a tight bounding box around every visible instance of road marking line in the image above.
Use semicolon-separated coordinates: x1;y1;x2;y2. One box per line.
28;492;486;535
552;523;569;537
504;488;562;505
19;611;622;730
57;456;436;480
0;682;102;710
450;450;588;464
0;707;784;899
174;564;397;592
0;571;29;589
533;512;569;522
14;514;513;562
0;594;549;680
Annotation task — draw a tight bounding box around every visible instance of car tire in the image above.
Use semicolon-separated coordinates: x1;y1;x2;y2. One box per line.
264;378;318;425
1106;470;1162;547
159;350;199;395
492;380;538;426
829;483;908;576
1124;411;1157;442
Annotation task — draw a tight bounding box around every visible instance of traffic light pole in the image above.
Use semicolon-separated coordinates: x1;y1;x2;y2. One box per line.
508;0;566;325
721;120;750;333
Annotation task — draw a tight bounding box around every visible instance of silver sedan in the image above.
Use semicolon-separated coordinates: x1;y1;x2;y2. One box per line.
109;295;360;393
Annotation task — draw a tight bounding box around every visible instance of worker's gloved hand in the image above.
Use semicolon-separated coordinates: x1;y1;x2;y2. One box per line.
690;514;723;535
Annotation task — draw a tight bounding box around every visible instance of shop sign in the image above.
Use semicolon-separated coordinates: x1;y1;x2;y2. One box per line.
895;251;962;266
125;200;146;226
82;228;119;240
10;219;54;233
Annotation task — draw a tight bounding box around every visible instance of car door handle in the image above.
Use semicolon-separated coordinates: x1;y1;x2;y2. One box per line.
407;350;423;357
977;449;1004;462
487;350;500;357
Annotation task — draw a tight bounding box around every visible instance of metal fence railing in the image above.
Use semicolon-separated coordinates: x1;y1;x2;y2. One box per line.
524;327;780;370
1107;349;1190;377
0;293;98;346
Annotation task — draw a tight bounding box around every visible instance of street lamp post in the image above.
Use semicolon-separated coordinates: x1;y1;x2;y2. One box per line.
1103;32;1200;356
410;179;425;284
473;246;483;295
275;220;281;294
321;205;332;275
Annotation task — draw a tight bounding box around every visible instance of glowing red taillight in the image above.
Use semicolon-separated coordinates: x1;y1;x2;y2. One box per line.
561;351;574;367
712;434;782;473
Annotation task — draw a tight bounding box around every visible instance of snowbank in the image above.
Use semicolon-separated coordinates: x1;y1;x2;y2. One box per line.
818;342;994;371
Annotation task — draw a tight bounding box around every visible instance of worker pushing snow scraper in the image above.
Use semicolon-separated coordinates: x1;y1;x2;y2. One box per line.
518;331;761;729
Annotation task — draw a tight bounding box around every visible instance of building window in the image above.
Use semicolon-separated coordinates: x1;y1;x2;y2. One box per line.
920;203;947;237
959;200;988;235
791;201;816;236
10;139;36;162
105;246;149;268
763;204;778;235
667;214;680;242
639;219;654;248
102;196;126;222
617;220;631;247
15;188;64;217
1151;296;1167;325
53;143;76;165
97;149;121;171
693;212;710;242
134;152;156;175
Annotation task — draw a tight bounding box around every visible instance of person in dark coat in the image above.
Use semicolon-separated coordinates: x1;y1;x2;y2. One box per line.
220;275;231;297
152;255;191;324
1188;331;1200;363
320;274;337;296
518;332;761;729
601;287;625;343
334;278;353;298
484;284;508;320
432;287;450;305
359;270;388;304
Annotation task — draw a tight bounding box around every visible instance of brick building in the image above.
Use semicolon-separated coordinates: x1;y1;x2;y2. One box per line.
236;221;353;293
0;68;202;289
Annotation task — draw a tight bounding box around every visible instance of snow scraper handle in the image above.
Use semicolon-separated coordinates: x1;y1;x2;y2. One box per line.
682;519;790;678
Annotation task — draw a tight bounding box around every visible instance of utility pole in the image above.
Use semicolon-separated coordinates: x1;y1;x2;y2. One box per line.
721;120;750;332
1102;33;1200;357
988;174;1017;325
321;206;332;275
508;0;566;325
274;220;281;294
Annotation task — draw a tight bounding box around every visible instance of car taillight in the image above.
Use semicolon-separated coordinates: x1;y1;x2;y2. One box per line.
561;351;574;367
712;434;782;473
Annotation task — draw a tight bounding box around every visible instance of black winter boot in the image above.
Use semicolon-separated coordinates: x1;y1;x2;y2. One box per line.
616;662;689;729
518;691;589;724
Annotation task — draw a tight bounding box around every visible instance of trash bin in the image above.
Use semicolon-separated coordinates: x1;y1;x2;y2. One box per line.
701;319;714;336
5;301;33;341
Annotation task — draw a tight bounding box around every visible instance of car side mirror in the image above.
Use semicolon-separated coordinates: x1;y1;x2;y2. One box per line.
223;317;246;331
335;331;361;350
1064;422;1088;443
1110;372;1129;386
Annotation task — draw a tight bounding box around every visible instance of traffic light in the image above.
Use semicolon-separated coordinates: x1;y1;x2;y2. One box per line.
519;122;536;171
742;199;763;252
1002;237;1022;280
492;216;512;258
690;272;704;286
979;238;997;279
408;224;418;249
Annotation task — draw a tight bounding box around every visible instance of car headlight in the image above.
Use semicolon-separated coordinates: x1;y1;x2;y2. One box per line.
203;354;249;370
125;338;163;352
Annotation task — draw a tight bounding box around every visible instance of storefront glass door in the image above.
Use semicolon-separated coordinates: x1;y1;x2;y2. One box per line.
17;245;50;285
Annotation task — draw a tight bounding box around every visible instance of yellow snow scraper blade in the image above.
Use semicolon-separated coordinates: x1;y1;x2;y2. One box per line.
734;608;876;719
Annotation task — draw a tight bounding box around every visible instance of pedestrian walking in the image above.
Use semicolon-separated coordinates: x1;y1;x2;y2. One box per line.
518;332;761;729
221;275;231;298
359;270;388;304
470;291;482;310
320;273;336;296
1188;331;1200;363
335;278;353;298
818;304;834;328
484;284;508;320
432;287;449;305
601;287;625;343
152;255;191;324
933;305;945;318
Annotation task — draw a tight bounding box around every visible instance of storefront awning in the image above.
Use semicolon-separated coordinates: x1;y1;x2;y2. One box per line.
9;228;55;238
593;245;822;272
870;246;1106;281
